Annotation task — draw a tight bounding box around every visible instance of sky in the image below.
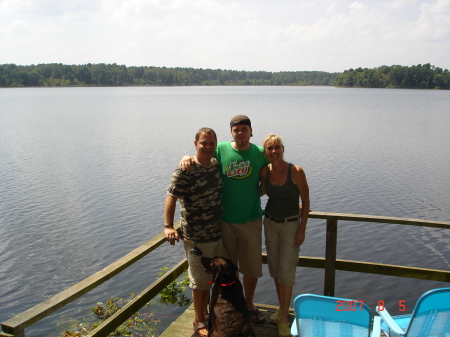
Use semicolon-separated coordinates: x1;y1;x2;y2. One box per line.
1;0;449;73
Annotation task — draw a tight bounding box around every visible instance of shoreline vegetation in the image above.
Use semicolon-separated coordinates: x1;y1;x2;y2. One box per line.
1;63;449;89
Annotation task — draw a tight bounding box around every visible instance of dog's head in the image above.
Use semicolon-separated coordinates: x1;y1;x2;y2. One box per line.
201;256;238;286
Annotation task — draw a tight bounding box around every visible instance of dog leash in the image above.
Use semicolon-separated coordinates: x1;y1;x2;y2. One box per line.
207;267;238;286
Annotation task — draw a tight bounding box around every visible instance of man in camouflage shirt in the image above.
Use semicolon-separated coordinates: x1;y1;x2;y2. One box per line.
164;127;222;337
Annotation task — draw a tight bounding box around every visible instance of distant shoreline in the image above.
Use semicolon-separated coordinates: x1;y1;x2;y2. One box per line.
1;63;449;89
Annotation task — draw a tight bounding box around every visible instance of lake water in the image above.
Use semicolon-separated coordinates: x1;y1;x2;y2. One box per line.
1;86;449;336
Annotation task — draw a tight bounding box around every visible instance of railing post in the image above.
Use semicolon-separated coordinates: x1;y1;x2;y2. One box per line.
324;218;338;297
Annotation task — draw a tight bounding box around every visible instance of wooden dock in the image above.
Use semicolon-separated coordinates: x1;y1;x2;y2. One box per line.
159;303;294;337
5;211;444;336
158;303;387;337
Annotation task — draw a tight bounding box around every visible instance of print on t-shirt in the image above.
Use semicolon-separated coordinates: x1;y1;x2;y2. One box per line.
225;160;252;179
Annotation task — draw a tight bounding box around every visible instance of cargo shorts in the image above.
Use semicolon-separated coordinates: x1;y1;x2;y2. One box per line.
221;218;263;278
183;239;224;290
264;216;300;286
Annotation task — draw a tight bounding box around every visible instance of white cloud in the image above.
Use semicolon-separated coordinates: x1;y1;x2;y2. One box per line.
415;0;450;41
381;0;418;10
0;0;449;72
0;0;31;14
4;18;30;35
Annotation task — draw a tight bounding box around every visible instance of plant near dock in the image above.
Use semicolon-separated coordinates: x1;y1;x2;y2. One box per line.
56;268;190;336
157;267;191;307
57;293;158;337
91;294;157;336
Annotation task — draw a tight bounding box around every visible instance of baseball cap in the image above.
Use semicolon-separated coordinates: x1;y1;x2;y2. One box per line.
230;115;251;128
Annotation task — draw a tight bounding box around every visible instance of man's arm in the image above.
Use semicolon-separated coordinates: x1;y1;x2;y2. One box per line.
179;155;195;171
164;194;179;245
259;166;267;196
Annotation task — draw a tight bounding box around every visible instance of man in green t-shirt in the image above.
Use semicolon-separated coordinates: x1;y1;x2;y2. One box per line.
181;115;268;324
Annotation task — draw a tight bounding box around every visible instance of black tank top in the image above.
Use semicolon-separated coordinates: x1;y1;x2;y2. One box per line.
265;163;300;218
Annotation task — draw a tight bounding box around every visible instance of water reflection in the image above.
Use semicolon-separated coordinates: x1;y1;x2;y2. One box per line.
0;86;449;336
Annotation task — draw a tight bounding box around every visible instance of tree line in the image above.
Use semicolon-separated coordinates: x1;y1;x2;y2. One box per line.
1;63;449;89
335;63;450;89
0;63;336;87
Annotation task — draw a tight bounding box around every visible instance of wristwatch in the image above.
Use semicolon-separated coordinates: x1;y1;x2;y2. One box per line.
164;223;174;229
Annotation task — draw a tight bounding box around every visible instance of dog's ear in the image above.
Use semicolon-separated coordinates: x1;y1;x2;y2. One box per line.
201;257;214;272
225;258;238;271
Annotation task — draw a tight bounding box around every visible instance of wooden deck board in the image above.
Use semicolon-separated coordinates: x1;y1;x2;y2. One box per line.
159;303;386;337
159;303;294;337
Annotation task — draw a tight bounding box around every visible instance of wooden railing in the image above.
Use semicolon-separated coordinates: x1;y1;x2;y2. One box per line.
1;212;450;337
299;212;450;296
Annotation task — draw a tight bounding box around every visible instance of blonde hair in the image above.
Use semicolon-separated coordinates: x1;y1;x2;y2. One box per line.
263;134;284;151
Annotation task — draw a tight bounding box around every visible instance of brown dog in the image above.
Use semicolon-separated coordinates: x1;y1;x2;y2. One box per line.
201;256;255;337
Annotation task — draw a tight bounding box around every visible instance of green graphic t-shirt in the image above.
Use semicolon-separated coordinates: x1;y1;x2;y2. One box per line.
215;142;268;223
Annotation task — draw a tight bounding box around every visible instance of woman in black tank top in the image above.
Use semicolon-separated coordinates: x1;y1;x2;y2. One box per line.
260;134;310;337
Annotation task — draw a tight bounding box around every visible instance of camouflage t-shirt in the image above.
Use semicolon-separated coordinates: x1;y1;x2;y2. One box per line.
167;158;222;243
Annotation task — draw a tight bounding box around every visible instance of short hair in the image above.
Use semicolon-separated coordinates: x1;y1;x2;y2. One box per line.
195;127;217;142
263;134;284;151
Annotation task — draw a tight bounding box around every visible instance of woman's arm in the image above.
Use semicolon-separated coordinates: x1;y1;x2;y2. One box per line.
292;164;310;248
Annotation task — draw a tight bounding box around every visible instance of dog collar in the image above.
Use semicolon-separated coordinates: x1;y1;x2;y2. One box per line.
219;280;237;287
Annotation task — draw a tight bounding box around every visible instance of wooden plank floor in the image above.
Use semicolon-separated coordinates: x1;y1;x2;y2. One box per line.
159;303;386;337
159;303;294;337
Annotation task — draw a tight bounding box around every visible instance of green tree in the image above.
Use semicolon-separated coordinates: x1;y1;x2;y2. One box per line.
77;66;92;85
29;70;42;86
389;66;407;88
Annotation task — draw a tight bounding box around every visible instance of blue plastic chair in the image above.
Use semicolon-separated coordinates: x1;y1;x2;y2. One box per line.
291;293;380;337
376;287;450;337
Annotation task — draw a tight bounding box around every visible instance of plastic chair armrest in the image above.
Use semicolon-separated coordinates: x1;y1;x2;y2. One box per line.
370;316;382;337
291;320;298;337
376;307;405;335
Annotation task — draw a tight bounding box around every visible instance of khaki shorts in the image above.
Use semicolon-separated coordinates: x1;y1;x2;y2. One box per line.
221;218;263;278
264;216;300;286
183;239;224;290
